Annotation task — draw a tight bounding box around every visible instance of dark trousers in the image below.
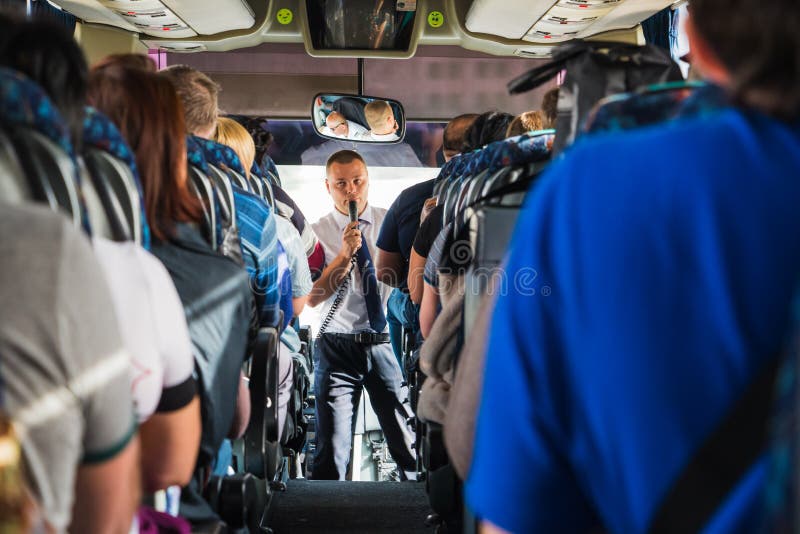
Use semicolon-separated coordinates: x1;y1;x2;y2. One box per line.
312;333;416;480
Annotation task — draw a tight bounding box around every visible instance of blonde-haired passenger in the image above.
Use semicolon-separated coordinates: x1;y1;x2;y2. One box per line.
214;117;256;178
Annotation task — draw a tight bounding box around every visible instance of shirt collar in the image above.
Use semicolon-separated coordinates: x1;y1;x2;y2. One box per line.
370;131;398;141
332;203;374;229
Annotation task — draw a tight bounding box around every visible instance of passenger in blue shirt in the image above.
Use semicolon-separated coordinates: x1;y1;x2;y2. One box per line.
466;1;800;532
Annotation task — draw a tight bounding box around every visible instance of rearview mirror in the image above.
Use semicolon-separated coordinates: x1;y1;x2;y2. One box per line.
312;94;406;143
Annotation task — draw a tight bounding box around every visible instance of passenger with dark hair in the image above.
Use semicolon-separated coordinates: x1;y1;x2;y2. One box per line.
377;113;478;367
468;0;800;532
88;65;253;528
0;18;88;148
461;111;514;153
309;149;416;481
0;19;198;529
541;87;559;129
442;113;479;161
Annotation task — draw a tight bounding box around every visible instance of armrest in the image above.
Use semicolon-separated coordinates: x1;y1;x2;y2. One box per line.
242;326;279;478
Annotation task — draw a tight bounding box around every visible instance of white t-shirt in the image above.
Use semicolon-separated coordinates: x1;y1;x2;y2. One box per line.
93;238;195;422
310;204;390;334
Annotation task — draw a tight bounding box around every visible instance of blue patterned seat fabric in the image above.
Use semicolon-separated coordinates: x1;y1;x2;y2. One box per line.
583;80;728;135
0;67;74;158
192;135;247;178
186;135;210;174
82;106;151;250
250;160;264;179
0;67;92;233
261;155;280;183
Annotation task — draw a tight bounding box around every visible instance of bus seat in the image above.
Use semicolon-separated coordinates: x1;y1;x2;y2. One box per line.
242;326;282;480
247;164;266;199
77;160;115;240
0;68;84;230
82;106;149;247
260;154;281;187
192;136;250;188
416;134;555;527
186;136;218;248
206;164;237;231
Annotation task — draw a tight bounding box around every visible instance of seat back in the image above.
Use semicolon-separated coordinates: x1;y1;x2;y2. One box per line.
0;68;83;229
186;136;219;248
82;107;149;247
242;326;281;479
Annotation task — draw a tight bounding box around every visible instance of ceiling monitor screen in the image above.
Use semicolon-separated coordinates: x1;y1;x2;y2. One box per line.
306;0;417;51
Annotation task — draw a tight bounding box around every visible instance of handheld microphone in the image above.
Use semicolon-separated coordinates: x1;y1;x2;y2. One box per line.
348;200;359;227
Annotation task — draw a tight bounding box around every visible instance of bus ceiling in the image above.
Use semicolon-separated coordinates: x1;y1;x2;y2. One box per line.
58;0;680;58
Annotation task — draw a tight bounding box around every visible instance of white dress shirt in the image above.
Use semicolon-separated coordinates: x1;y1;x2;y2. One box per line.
357;130;400;142
323;120;369;140
311;203;390;334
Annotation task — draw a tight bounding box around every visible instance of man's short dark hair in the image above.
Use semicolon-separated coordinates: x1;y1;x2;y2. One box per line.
0;17;88;150
541;88;559;129
691;0;800;119
443;113;479;154
462;111;514;152
326;150;366;174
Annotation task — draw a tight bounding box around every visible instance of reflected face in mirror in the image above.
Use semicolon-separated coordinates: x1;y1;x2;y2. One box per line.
325;111;350;138
326;159;370;216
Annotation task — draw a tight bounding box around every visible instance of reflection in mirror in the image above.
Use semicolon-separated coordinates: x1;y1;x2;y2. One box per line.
312;94;406;143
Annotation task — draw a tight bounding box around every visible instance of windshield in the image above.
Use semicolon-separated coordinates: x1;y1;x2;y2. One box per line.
264;119;445;222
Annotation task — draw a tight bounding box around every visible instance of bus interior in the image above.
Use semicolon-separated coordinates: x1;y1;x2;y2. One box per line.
2;0;793;533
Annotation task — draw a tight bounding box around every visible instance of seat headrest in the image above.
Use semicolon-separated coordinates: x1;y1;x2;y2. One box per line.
0;68;94;233
82;106;151;250
583;81;725;135
192;135;247;177
486;131;555;172
186;135;210;174
0;68;74;159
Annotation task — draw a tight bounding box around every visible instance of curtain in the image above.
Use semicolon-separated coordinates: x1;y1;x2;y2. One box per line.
0;0;76;31
642;7;674;51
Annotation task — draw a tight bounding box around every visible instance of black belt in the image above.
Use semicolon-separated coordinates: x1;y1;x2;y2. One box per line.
330;332;390;344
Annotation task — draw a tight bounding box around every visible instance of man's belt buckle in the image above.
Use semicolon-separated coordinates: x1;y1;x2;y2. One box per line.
354;332;371;344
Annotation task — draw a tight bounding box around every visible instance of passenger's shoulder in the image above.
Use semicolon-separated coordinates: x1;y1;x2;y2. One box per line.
371;205;388;220
0;203;75;246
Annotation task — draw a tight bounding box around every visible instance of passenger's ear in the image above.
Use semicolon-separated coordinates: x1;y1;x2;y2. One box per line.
325;178;331;195
685;15;731;87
